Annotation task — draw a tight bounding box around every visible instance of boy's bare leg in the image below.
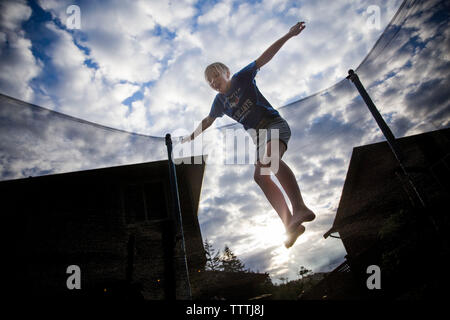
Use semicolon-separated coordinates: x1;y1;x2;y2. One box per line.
276;159;315;230
254;164;292;231
265;140;316;231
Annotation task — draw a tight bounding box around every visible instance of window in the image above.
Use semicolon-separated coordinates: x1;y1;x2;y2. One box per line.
143;181;167;220
123;181;168;224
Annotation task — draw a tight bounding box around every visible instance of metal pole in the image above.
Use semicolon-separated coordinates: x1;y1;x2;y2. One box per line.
165;133;192;300
347;69;427;209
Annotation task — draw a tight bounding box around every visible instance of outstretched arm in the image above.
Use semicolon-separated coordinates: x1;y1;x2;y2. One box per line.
255;21;305;69
181;115;215;143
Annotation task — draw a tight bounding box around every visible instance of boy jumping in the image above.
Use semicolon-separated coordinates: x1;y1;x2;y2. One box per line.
182;22;315;248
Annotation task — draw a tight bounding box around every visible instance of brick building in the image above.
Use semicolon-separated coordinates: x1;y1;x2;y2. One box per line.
302;128;450;299
2;156;207;300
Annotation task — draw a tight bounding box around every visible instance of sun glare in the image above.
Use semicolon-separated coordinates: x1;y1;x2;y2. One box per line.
247;214;291;265
249;214;284;244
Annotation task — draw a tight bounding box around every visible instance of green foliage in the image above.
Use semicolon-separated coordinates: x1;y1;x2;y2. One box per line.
268;268;321;300
298;266;312;279
202;241;321;300
221;245;247;273
203;240;247;272
203;239;222;271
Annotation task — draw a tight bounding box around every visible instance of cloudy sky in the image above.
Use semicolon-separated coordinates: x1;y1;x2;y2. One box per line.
1;0;449;283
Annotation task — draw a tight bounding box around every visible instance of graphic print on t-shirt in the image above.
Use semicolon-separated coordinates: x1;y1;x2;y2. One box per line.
226;87;241;108
224;87;253;122
209;61;280;130
233;98;253;122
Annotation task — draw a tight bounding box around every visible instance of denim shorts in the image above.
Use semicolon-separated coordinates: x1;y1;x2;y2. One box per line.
249;116;291;162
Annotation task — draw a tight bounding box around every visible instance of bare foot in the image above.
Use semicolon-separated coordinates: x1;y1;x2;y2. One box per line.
284;224;306;248
287;207;316;232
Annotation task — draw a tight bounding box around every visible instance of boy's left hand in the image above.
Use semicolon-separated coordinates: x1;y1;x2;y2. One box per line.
288;21;305;37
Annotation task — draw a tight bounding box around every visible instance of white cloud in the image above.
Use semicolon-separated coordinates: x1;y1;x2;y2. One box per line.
9;0;447;285
0;0;41;101
0;0;32;30
28;21;148;136
197;0;232;25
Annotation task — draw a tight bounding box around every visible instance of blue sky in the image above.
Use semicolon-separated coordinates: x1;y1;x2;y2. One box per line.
1;0;404;134
2;0;449;284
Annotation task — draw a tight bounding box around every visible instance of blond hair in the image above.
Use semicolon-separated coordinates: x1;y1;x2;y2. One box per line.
204;62;230;82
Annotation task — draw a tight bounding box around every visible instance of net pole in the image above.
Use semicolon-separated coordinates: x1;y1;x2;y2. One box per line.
347;69;446;247
346;69;427;209
165;133;192;300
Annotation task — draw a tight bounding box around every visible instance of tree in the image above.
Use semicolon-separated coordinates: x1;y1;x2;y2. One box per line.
298;266;313;279
204;239;222;271
278;277;288;284
220;245;246;273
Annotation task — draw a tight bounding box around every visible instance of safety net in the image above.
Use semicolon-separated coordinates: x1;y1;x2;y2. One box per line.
1;0;449;186
2;0;450;287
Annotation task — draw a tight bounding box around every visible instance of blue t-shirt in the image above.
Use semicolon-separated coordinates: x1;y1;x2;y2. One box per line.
208;61;280;130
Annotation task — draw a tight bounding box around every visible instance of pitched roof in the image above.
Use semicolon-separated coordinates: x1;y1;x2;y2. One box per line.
324;128;450;239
